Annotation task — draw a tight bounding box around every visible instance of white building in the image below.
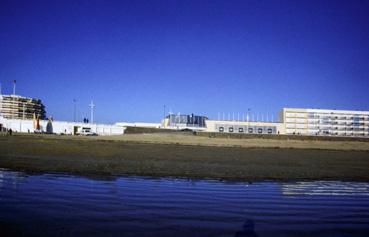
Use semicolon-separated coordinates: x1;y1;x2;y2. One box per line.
0;87;124;136
205;120;285;134
160;114;208;131
204;108;369;137
0;116;125;136
158;113;284;134
115;122;162;128
0;94;46;120
281;108;369;137
2;104;368;138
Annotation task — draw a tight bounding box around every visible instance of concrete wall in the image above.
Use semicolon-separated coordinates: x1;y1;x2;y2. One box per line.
196;131;369;141
115;122;162;128
123;126;192;134
0;117;125;136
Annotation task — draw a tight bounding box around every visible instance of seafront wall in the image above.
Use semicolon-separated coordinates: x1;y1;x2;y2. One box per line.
195;131;369;142
0;117;125;136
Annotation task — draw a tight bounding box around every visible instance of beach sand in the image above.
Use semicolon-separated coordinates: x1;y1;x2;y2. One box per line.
0;133;369;181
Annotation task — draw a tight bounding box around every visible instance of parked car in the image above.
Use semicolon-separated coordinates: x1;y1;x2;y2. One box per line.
77;130;98;136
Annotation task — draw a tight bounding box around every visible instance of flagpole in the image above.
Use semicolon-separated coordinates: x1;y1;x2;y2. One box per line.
89;100;95;124
13;80;16;95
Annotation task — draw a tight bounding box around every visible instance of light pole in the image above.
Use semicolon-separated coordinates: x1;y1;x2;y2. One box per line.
13;80;16;95
248;108;251;133
89;100;95;124
163;105;166;120
163;105;166;128
73;99;77;122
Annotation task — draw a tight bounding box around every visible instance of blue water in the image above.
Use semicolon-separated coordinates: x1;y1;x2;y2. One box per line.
0;169;369;237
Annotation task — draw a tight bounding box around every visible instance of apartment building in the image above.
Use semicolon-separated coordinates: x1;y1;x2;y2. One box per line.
0;94;46;120
281;108;369;137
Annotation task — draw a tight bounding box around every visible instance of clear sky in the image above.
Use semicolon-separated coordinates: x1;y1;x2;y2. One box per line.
1;0;369;123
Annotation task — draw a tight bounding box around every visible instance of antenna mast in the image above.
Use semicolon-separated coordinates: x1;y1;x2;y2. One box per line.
89;100;95;124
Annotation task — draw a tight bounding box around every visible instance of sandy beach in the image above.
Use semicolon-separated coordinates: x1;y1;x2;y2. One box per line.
101;132;369;151
1;133;369;181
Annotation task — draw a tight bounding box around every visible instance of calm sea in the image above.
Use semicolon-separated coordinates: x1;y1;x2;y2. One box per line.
0;169;369;237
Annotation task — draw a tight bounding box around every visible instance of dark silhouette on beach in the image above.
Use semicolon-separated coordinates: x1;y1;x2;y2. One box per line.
234;219;258;237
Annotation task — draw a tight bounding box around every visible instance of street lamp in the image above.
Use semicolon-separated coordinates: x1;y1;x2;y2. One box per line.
73;99;77;122
248;108;251;133
89;100;95;124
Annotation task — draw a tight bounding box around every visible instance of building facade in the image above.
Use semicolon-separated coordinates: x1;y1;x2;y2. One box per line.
157;108;369;137
0;117;125;136
205;120;285;134
281;108;369;137
0;94;46;120
162;114;208;130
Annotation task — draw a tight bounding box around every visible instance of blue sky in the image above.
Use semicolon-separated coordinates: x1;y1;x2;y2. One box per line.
1;0;369;123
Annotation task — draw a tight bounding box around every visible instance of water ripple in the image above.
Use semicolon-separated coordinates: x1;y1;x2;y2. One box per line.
0;169;369;237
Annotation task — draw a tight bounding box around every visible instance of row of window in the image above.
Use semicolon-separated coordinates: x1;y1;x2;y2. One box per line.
306;121;368;125
288;130;369;137
167;114;207;127
309;132;369;136
218;127;274;134
307;127;368;131
307;115;369;120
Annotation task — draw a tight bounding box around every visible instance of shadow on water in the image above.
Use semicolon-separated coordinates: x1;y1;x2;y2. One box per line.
234;219;258;237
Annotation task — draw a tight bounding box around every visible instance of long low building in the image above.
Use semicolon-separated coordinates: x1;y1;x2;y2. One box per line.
2;105;368;137
161;113;208;130
0;117;125;136
0;91;124;136
160;108;369;137
161;113;285;134
205;120;285;134
115;122;162;128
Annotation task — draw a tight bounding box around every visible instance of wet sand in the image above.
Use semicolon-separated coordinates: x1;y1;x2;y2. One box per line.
1;134;369;181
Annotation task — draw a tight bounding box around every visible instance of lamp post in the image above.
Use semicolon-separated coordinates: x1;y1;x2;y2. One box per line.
248;108;251;133
13;80;16;95
73;99;77;122
163;105;166;120
163;105;167;128
89;100;95;124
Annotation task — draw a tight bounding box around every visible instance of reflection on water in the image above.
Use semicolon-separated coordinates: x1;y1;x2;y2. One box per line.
0;169;369;237
282;181;369;196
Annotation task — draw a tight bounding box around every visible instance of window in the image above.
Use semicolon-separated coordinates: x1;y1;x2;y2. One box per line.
219;127;224;132
248;128;253;133
238;128;244;133
229;127;234;133
258;128;263;134
267;128;272;134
